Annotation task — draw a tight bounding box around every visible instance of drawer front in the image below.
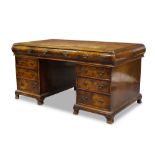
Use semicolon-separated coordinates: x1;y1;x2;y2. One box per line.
77;90;110;110
16;57;38;70
17;78;39;94
76;65;111;80
77;77;110;94
16;68;38;81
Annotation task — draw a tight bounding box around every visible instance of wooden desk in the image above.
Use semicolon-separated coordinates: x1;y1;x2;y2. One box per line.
12;39;146;123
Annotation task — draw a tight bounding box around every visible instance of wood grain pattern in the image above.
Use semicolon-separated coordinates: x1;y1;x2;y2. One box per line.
15;56;75;105
110;59;141;111
17;78;39;94
77;77;110;94
16;68;38;81
12;39;146;65
16;57;38;70
12;39;146;124
12;39;143;53
76;65;111;80
77;90;110;110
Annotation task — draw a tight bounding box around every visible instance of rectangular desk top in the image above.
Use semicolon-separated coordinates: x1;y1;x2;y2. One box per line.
12;39;146;65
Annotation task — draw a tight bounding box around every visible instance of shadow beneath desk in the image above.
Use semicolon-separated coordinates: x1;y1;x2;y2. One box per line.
73;101;140;123
44;88;140;123
19;89;140;123
43;89;106;122
44;88;75;113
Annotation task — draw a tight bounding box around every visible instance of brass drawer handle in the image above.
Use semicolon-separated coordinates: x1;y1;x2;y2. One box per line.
63;51;68;57
80;96;88;102
97;84;106;89
83;55;88;59
79;68;87;73
28;49;33;54
30;62;35;66
43;49;48;55
32;83;38;89
98;100;104;104
99;71;105;77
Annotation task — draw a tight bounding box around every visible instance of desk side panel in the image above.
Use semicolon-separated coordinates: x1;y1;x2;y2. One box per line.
111;59;141;112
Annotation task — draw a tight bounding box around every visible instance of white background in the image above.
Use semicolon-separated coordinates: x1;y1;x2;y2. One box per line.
0;0;154;155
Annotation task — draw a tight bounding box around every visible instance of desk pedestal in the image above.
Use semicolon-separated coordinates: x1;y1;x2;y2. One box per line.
74;60;142;124
15;56;142;124
15;56;75;104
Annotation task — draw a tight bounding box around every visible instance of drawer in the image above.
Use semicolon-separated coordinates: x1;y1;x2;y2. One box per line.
16;68;38;81
77;90;110;110
16;57;38;70
77;77;110;94
17;78;39;94
76;65;111;80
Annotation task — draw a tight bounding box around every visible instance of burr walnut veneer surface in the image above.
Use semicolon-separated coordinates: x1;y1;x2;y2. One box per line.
12;39;146;124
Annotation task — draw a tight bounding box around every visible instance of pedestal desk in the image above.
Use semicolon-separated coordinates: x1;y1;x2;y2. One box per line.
12;39;146;124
